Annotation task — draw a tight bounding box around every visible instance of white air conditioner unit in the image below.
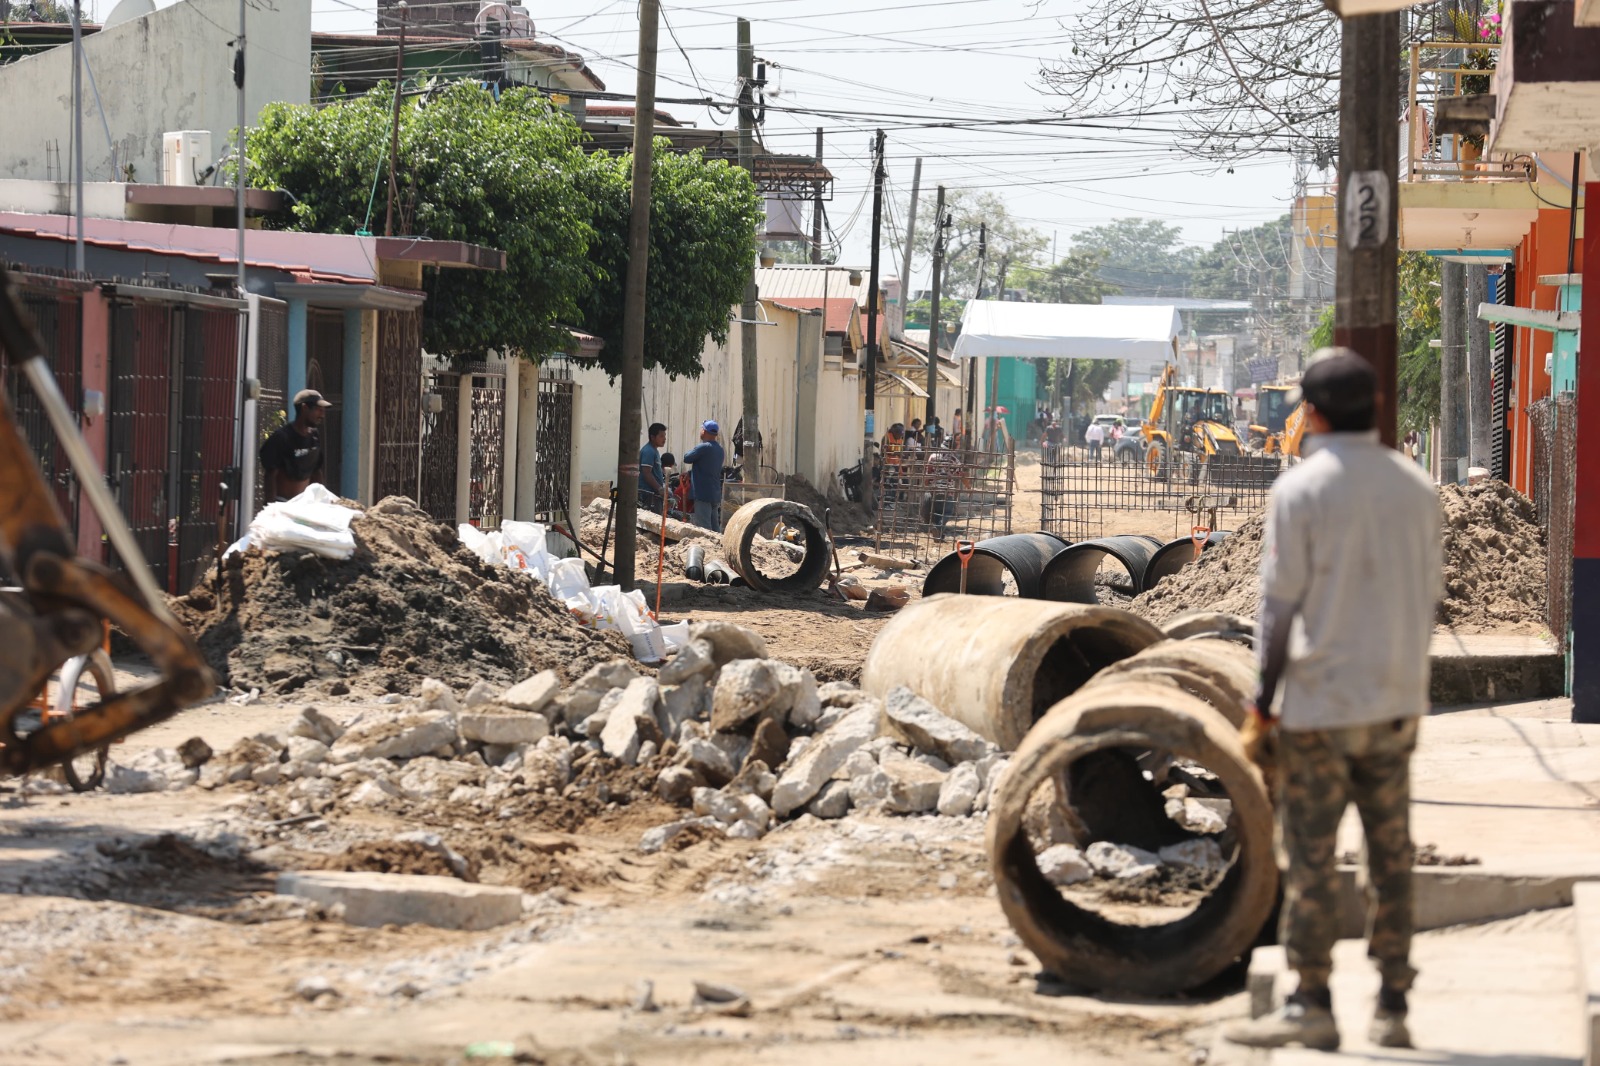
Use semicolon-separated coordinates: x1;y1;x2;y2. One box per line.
162;130;212;186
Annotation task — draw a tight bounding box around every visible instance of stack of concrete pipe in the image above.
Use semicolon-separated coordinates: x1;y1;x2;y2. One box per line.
920;530;1232;604
862;596;1275;996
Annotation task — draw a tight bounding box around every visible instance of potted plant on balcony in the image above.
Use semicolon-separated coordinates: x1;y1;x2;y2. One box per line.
1445;6;1502;161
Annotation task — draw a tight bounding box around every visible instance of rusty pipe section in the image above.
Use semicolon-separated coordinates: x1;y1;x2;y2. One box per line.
860;595;1165;750
987;679;1278;996
921;532;1070;599
1141;531;1230;593
722;498;832;594
1039;534;1164;605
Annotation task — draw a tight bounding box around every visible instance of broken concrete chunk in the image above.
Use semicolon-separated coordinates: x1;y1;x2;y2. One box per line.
815;696;879;734
745;715;790;773
708;730;753;770
689;620;769;667
677;737;738;787
499;669;561;714
771;703;883;817
289;706;344;747
1086;841;1161;880
847;766;890;810
333;711;457;763
658;638;716;686
600;679;664;765
807;780;852;819
936;761;983;817
659;676;711;735
638;816;720;854
461;679;499;708
691;786;750;826
276;871;521;930
1158;837;1227;875
397;758;481;799
349;778;402;806
769;661;821;729
1037;844;1093;886
884;686;997;765
458;711;551;747
573;659;640;694
1164;797;1230;835
106;764;169;794
284;736;330;765
555;688;604;727
725;760;776;802
710;659;783;733
838;748;878;782
817;680;866;709
416;678;461;714
879;750;946;814
656;765;704;805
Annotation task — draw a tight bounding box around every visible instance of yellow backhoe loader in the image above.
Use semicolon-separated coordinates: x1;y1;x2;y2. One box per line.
1248;383;1308;459
1140;364;1250;482
0;265;212;777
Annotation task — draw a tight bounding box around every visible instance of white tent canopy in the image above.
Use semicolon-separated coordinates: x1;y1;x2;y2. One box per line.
952;300;1181;362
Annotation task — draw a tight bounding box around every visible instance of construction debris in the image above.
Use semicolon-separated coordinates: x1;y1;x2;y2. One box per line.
172;496;633;698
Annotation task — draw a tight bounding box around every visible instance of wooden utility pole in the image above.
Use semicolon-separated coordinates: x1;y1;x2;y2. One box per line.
612;0;659;591
967;221;986;431
924;185;946;425
737;18;761;481
864;130;885;485
384;2;408;238
898;156;922;318
810;128;823;265
233;0;246;292
1333;13;1400;447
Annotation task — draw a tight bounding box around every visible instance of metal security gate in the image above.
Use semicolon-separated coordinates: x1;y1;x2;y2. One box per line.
174;307;242;594
108;301;177;587
373;308;423;502
3;283;82;528
533;373;574;521
418;369;459;523
254;299;289;513
465;363;505;530
1529;394;1575;640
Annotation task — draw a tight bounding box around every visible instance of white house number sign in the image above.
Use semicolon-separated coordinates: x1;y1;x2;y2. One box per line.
1342;171;1390;251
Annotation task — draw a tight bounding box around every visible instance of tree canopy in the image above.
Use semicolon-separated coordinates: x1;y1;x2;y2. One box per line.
246;82;761;377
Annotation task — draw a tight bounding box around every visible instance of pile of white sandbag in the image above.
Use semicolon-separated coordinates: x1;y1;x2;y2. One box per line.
230;485;364;561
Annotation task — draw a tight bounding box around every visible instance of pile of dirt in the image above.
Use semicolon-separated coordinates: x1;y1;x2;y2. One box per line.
172;496;632;698
782;474;874;535
1132;479;1548;634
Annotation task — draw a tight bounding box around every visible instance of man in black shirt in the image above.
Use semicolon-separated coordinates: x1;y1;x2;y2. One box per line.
260;388;331;501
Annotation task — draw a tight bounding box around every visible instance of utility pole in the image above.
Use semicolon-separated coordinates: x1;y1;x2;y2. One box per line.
1439;259;1467;483
736;18;761;482
384;2;408;238
612;0;659;591
924;185;946;426
1467;265;1491;467
810;128;823;265
898;157;922;316
1332;12;1400;447
967;222;987;430
234;0;246;291
864;130;885;493
70;0;84;273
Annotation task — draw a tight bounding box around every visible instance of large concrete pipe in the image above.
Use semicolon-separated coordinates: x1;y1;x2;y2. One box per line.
722;498;832;594
1039;535;1164;605
1083;638;1257;728
921;532;1071;599
1160;611;1258;646
1141;531;1230;593
988;682;1278;995
860;595;1164;750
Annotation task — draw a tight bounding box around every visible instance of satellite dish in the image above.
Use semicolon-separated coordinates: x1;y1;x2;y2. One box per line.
104;0;156;29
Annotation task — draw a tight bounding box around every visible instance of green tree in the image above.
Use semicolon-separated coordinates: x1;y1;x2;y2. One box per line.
897;188;1049;299
1396;252;1442;435
246;82;761;376
1068;218;1202;297
577;148;762;378
1010;249;1119;304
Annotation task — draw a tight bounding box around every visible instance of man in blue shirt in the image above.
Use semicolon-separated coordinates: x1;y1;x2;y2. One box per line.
683;420;725;531
639;422;667;514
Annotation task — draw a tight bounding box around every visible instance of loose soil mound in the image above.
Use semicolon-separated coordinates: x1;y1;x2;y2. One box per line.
1133;479;1547;634
172;497;631;697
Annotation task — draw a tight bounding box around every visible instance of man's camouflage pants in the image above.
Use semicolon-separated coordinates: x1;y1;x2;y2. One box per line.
1278;717;1420;995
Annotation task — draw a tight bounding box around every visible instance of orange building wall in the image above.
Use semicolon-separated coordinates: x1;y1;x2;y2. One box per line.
1509;208;1584;495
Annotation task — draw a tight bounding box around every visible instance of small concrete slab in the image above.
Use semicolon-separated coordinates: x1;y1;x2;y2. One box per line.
1333;862;1600;938
1429;631;1563;703
277;870;523;931
1577;881;1600;1066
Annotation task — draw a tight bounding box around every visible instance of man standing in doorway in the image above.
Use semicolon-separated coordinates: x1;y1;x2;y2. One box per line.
259;389;331;502
639;422;667;515
683;420;725;532
1226;350;1443;1053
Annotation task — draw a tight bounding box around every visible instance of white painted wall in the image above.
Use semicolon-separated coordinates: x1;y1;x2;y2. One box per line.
576;301;864;495
0;0;312;184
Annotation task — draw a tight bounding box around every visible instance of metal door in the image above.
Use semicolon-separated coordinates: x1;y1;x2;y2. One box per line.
533;375;574;520
107;301;176;587
373;308;422;502
465;363;505;530
254;300;289;513
174;306;242;595
418;369;460;522
306;309;345;497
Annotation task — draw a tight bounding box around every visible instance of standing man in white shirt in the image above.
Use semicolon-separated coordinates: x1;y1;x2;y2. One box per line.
1084;418;1106;460
1226;350;1443;1054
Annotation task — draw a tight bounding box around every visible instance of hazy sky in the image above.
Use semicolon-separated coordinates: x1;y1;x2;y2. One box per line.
141;0;1315;286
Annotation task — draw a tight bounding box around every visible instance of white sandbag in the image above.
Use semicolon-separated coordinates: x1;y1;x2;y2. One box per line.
658;620;690;652
276;484;362;532
252;511;358;560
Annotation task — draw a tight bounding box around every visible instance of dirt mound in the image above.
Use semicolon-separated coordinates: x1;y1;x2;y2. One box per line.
1132;479;1548;634
318;840;473;881
782;474;874;535
172;497;632;698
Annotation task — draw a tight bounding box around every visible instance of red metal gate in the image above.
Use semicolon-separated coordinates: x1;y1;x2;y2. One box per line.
373;308;422;502
174;307;241;594
2;283;82;529
108;301;177;587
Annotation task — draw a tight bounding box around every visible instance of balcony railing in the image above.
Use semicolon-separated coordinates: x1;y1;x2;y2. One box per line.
1403;40;1530;183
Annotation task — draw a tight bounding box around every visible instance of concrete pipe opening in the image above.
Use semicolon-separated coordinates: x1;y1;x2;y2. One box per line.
921;532;1071;599
860;595;1165;750
1040;535;1164;606
722;498;833;594
1083;638;1258;728
987;683;1278;996
1141;532;1230;594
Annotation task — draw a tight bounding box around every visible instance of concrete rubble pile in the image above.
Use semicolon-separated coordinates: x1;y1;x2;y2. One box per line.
84;619;1017;853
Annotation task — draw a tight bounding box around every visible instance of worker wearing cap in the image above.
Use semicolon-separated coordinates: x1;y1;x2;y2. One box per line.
639;422;667;515
260;388;331;502
683;420;726;532
1226;350;1443;1054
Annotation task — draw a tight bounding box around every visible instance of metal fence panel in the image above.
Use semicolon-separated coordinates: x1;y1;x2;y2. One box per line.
108;301;176;588
1039;449;1283;542
465;363;505;531
1528;394;1574;639
875;442;1014;557
418;370;460;523
534;375;574;521
373;308;422;502
174;306;242;594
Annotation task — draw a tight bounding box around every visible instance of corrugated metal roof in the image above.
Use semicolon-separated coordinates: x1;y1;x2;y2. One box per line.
769;296;857;335
754;265;878;308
